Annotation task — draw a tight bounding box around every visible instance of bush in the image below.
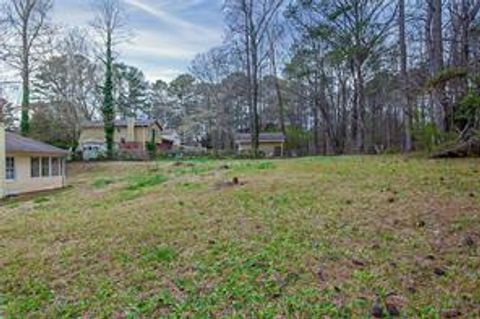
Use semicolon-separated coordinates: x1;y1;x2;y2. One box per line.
145;141;157;158
413;122;456;152
456;91;480;129
285;127;312;156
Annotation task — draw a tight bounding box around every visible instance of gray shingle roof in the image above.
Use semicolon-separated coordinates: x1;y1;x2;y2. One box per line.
6;132;69;156
235;133;286;143
82;119;162;129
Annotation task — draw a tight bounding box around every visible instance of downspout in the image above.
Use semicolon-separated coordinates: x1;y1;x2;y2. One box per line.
0;123;6;198
62;157;67;188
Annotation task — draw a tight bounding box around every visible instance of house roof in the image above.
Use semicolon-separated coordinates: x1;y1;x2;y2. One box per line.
235;133;286;143
6;132;69;156
82;119;163;130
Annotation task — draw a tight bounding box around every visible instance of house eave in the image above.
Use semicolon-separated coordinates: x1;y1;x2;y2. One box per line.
6;150;69;157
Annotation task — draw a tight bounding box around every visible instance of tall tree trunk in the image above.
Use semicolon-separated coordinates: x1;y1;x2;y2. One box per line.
312;72;321;155
20;21;30;135
385;106;391;150
350;61;357;152
21;60;30;136
248;4;260;157
312;101;320;155
354;60;365;153
103;32;115;159
242;0;259;156
251;46;260;155
428;0;448;132
317;75;338;154
449;0;480;130
269;36;286;136
340;74;348;153
399;0;412;151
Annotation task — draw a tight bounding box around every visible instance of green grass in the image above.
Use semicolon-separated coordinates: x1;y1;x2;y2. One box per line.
0;156;479;318
141;246;178;264
32;197;50;204
231;161;276;173
92;178;115;189
126;174;168;191
256;161;275;170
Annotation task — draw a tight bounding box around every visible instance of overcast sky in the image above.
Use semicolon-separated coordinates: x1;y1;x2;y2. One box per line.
55;0;225;82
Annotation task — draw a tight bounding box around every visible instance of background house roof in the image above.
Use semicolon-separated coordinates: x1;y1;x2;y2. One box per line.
235;133;286;143
6;132;69;156
82;119;163;130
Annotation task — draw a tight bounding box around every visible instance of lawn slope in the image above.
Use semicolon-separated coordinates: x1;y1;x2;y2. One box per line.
1;156;479;318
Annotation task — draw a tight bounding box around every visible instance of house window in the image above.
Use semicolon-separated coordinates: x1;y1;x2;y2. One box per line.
31;157;40;177
6;157;15;180
51;157;60;176
41;157;50;177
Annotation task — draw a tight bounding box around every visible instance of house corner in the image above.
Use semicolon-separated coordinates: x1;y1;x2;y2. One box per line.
0;123;6;198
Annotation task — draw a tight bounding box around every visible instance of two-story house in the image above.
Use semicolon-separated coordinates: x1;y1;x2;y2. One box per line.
79;119;174;160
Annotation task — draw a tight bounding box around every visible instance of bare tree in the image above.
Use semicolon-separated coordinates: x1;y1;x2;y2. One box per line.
90;0;128;158
224;0;284;156
448;0;480;122
191;47;231;151
399;0;412;151
33;28;102;146
426;0;448;133
0;0;54;135
287;0;397;153
332;1;397;152
267;22;286;137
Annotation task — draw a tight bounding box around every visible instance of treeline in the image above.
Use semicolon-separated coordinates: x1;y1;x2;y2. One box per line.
1;0;479;156
196;0;480;155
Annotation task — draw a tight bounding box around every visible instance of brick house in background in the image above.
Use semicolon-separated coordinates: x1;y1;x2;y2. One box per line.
79;118;175;160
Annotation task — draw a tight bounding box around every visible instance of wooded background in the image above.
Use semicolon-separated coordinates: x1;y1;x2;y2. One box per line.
1;0;479;156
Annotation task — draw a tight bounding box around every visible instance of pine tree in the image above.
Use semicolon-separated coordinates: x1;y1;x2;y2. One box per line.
114;63;151;119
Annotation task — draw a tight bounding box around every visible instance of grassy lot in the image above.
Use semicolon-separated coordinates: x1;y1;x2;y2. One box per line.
0;156;479;318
